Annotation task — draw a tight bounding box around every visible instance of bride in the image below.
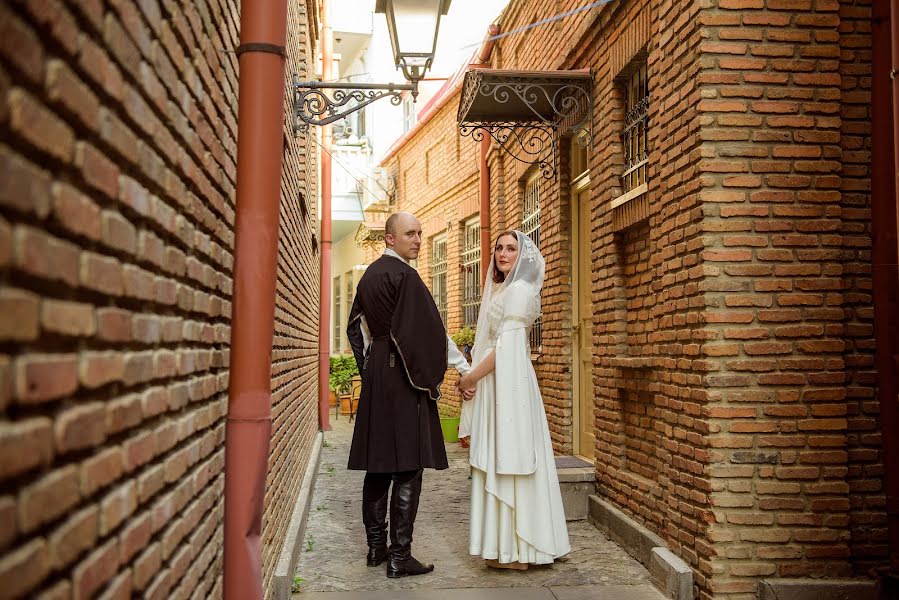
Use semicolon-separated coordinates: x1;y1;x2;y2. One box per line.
458;230;570;569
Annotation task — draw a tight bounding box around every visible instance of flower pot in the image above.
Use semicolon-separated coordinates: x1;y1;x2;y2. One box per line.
440;416;460;443
339;394;352;415
329;390;337;407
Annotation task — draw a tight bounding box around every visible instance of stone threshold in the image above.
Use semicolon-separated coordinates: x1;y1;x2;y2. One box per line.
297;583;665;599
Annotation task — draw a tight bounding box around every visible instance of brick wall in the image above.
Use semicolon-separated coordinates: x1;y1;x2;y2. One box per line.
381;94;481;414
375;0;883;597
0;1;320;598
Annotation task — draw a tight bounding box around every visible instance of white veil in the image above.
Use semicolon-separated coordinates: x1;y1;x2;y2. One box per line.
471;230;545;365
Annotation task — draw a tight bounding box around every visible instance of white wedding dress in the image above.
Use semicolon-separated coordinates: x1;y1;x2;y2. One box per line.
460;233;570;565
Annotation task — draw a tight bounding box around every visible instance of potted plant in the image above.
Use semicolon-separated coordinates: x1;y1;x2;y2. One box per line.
450;326;476;363
438;403;461;443
329;355;358;413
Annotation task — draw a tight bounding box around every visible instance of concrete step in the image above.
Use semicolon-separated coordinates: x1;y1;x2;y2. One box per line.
555;456;595;521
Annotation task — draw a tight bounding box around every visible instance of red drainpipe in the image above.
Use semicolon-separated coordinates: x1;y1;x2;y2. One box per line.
318;0;333;431
224;1;289;598
477;25;499;284
873;0;899;575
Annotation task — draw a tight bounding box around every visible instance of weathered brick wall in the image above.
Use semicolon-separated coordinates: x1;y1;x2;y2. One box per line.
837;0;884;577
375;0;883;597
695;0;878;596
263;0;321;596
0;1;320;598
381;94;480;414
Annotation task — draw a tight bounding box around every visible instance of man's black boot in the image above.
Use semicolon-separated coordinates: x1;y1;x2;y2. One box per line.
362;478;389;566
386;470;434;578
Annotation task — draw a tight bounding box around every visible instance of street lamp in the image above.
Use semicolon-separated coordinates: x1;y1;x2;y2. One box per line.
293;0;451;133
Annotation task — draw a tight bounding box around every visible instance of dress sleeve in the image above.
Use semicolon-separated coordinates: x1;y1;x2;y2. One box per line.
492;283;538;474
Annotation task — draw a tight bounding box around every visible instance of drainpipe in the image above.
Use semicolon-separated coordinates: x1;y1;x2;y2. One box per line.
224;1;288;598
318;0;333;431
476;24;499;284
479;136;491;284
873;0;899;577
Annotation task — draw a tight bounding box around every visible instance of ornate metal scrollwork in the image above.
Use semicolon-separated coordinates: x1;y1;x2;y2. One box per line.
292;75;416;135
459;121;556;180
457;70;593;179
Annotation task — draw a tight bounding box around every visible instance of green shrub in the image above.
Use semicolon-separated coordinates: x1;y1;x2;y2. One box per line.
328;354;358;394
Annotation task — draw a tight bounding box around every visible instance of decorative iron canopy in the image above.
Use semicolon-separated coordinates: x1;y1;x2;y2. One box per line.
457;69;593;179
355;221;386;249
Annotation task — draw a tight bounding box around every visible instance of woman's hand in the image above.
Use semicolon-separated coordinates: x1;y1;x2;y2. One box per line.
459;372;475;392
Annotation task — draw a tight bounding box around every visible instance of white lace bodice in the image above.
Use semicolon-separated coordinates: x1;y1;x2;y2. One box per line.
484;292;506;347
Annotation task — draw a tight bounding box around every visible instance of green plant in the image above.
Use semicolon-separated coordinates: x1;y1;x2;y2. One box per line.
291;576;305;593
438;403;459;419
322;440;333;449
305;533;315;552
328;354;358;395
325;465;336;477
450;327;476;348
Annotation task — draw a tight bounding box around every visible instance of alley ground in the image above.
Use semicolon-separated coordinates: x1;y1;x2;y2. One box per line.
293;417;664;600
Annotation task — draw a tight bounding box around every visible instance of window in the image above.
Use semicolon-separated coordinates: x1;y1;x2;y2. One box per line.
461;217;481;328
522;174;542;350
333;275;342;352
522;174;541;248
344;271;354;351
430;235;448;326
621;63;649;193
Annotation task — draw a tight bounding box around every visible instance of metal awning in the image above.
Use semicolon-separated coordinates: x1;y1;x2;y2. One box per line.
457;69;593;178
354;221;386;248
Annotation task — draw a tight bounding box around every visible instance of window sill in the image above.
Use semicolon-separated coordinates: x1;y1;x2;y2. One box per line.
610;182;648;209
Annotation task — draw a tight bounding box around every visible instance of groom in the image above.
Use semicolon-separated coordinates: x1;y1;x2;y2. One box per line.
346;212;473;578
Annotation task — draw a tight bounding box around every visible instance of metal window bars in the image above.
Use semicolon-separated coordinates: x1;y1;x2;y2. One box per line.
333;276;342;352
621;65;649;193
522;177;543;350
431;236;448;327
461;219;481;328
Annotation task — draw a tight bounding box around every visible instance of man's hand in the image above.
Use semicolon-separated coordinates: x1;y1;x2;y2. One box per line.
457;378;476;400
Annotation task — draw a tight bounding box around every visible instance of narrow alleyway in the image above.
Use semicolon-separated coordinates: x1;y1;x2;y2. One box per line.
293;418;663;599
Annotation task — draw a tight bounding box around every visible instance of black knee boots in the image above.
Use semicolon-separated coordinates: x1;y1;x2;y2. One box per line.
386;470;434;578
362;475;389;567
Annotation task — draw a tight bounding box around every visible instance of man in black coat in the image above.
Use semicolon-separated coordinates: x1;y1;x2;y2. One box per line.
346;212;472;578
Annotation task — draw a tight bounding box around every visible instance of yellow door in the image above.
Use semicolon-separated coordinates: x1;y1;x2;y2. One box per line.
572;184;595;460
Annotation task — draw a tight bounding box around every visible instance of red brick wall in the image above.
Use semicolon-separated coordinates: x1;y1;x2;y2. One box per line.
377;0;883;597
0;1;320;598
382;94;481;414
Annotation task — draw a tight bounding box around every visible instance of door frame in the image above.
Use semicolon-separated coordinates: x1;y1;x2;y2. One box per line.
570;173;593;460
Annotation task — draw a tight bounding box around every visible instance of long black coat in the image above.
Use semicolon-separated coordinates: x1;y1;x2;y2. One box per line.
346;255;449;473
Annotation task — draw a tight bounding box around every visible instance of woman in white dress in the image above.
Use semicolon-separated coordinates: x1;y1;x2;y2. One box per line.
458;230;570;570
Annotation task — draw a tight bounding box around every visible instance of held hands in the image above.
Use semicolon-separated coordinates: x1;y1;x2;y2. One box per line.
458;372;476;399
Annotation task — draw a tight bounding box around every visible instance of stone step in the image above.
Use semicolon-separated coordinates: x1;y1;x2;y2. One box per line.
555;456;595;521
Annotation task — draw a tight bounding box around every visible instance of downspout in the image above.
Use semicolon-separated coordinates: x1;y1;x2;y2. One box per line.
873;0;899;576
224;1;288;598
476;24;499;284
318;0;333;431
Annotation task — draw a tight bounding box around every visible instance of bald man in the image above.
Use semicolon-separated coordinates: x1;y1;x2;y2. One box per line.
346;212;472;578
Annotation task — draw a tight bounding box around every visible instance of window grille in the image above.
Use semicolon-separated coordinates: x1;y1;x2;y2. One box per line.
333;276;342;352
343;271;354;351
461;218;481;328
430;235;448;326
522;175;542;350
621;63;649;193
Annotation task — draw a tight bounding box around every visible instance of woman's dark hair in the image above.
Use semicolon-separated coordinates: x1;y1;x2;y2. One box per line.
492;231;518;284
